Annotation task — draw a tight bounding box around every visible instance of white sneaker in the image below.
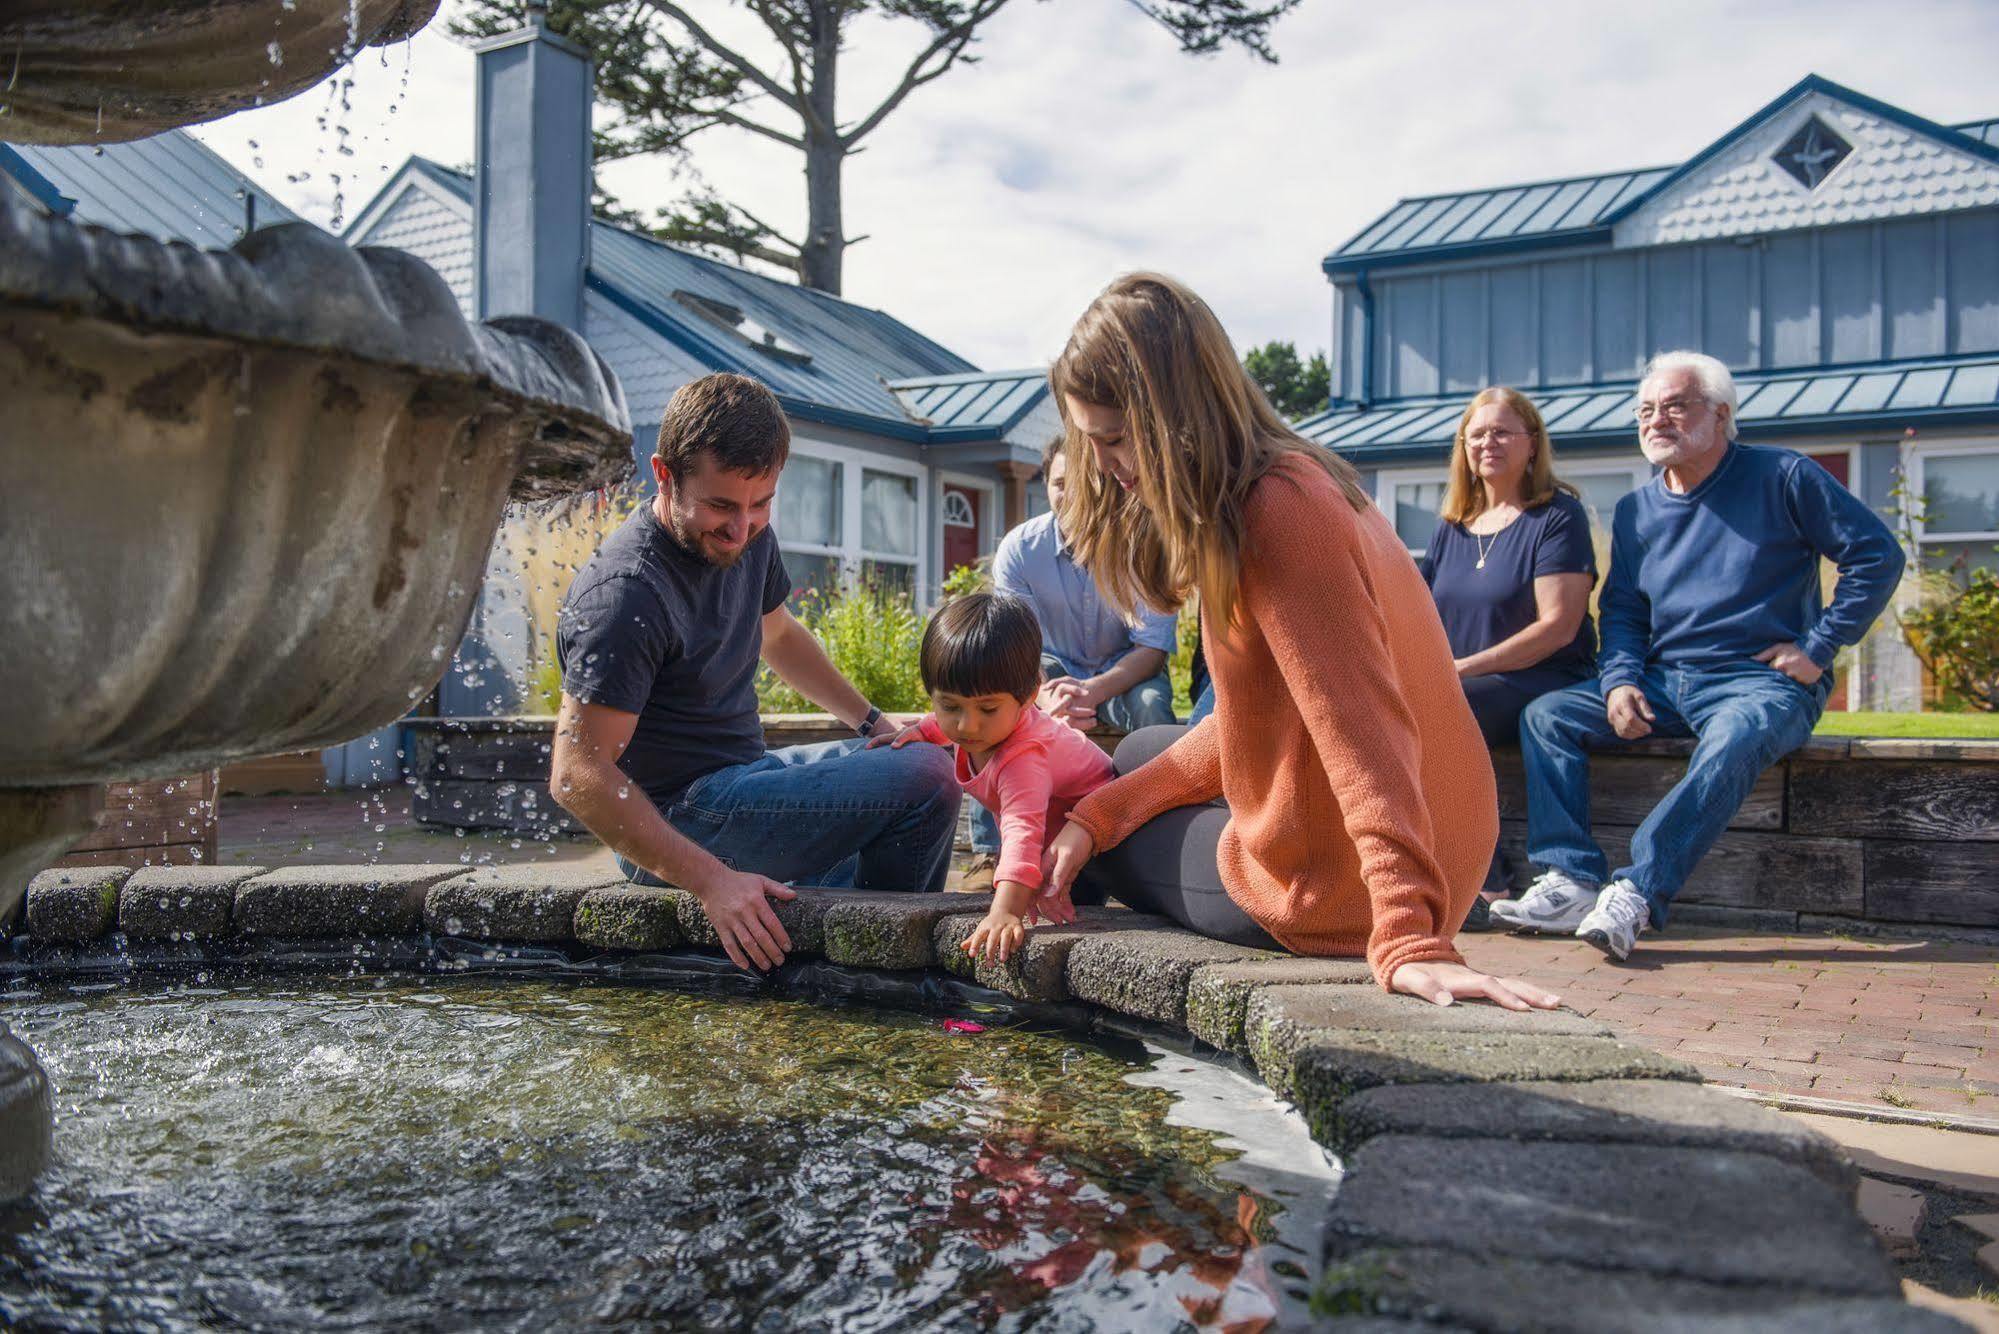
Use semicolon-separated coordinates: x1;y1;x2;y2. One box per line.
1577;880;1649;962
1488;869;1598;935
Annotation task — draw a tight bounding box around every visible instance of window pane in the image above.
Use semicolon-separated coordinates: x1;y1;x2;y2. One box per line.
1391;480;1446;549
1925;452;1999;533
1568;471;1638;534
781;550;842;610
860;559;915;602
778;455;841;548
862;469;918;556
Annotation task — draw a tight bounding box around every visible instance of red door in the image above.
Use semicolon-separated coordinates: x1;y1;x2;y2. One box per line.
942;484;983;576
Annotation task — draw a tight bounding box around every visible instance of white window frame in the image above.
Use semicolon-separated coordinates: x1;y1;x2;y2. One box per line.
1908;437;1999;544
1374;466;1452;556
775;437;928;597
1562;463;1652;528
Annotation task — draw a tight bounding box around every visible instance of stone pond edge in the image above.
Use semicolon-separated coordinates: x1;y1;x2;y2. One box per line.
5;862;1957;1331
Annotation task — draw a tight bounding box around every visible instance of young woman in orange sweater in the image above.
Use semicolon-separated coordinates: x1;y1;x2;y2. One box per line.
1037;273;1560;1011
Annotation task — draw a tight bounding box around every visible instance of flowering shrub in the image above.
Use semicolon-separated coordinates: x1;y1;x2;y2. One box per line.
757;581;929;713
1900;564;1999;711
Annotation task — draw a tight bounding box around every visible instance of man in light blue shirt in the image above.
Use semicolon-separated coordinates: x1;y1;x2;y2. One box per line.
961;437;1178;882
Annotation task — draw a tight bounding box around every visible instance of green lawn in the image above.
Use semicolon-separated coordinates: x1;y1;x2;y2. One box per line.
1814;710;1999;738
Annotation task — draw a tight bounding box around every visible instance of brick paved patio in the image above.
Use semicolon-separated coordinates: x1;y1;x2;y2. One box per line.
1462;927;1999;1118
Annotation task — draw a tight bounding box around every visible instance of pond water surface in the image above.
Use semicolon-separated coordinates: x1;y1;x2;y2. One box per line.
0;977;1324;1331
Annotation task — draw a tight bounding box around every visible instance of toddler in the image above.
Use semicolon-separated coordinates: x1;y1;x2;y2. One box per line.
874;592;1116;963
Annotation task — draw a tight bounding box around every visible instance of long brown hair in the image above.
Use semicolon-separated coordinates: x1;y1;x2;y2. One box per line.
1049;272;1368;635
1440;386;1576;523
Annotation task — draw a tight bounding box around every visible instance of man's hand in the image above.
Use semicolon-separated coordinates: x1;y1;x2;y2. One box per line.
694;868;796;972
1754;641;1824;686
1039;821;1095;901
1606;684;1656;740
1038;677;1098;729
866;721;930;750
963;910;1026;964
1389;960;1562;1011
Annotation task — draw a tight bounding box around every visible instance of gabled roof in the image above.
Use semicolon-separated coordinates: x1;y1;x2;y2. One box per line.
357;159;983;439
0;131;301;248
887;369;1050;442
1329;165;1674;269
1326;76;1999;275
1297;353;1999;463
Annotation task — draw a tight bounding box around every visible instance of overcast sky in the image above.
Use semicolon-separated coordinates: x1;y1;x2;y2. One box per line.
193;0;1999;371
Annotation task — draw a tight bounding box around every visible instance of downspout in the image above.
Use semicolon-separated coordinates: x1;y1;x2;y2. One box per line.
1354;267;1375;409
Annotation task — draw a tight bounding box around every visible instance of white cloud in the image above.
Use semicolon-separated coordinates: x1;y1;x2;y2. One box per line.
197;0;1999;371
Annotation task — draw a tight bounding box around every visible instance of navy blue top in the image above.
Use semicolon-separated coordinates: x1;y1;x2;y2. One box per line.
557;506;792;808
1420;490;1599;687
1598;441;1904;695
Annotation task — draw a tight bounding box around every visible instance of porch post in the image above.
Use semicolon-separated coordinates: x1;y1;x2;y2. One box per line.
995;460;1037;532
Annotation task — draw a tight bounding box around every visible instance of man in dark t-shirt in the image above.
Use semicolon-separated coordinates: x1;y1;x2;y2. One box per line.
551;374;958;973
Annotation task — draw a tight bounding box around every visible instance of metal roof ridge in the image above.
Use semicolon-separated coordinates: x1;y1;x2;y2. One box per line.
886;367;1043;389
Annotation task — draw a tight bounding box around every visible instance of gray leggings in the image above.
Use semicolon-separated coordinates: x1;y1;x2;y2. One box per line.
1073;726;1282;951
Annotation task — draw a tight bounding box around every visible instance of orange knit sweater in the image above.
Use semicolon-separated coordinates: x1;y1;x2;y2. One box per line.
1065;453;1496;987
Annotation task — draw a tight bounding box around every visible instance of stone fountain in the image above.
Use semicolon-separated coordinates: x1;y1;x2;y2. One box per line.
0;1;633;1199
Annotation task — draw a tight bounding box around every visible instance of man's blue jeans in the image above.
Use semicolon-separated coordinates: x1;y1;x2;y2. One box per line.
969;651;1174;856
616;738;960;893
1519;661;1828;929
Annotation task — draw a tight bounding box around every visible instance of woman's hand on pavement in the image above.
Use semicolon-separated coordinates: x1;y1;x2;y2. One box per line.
1039;821;1094;902
1389;960;1562;1011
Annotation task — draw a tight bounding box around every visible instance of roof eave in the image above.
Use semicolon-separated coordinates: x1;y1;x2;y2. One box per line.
1322;226;1611;276
1332;403;1999;464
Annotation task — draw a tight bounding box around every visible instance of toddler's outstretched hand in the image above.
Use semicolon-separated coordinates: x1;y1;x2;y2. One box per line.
866;721;928;750
963;910;1026;965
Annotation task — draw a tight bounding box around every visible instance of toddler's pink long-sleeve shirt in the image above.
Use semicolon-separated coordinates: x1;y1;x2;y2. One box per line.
918;706;1116;890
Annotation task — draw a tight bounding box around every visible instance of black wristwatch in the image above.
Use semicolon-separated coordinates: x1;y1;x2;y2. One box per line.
854;705;883;738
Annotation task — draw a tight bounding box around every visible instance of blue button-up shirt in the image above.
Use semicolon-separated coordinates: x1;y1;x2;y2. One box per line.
990;513;1179;678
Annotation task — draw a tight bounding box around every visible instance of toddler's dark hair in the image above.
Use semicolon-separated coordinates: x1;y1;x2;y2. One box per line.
920;592;1043;703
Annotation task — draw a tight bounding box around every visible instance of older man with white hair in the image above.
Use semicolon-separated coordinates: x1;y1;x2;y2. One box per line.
1493;350;1905;959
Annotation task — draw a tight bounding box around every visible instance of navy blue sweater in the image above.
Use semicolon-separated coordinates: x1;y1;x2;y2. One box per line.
1598;442;1905;695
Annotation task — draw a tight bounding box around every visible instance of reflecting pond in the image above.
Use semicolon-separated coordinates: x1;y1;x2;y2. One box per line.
0;977;1325;1330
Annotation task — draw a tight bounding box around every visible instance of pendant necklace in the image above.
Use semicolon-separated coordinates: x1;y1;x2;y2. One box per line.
1474;528;1496;570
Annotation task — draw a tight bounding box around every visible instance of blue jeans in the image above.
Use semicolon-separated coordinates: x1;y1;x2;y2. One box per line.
1187;681;1216;727
1519;662;1828;928
616;738;961;893
970;651;1174;855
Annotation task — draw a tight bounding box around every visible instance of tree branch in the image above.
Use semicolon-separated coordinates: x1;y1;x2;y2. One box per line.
709;106;806;148
673;230;803;270
840;0;1011;148
636;0;805;112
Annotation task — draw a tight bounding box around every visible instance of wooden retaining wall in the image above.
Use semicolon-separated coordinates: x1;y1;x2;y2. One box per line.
403;718;1999;932
54;771;218;871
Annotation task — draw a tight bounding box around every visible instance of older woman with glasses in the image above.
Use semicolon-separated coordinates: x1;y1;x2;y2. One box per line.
1420;388;1599;925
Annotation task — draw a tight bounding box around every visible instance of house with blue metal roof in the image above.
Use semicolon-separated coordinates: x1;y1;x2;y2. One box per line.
333;11;1056;720
344;12;1054;616
1;131;300;244
1308;75;1999;710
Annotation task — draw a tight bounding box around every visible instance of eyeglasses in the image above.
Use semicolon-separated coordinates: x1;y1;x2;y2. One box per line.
1635;397;1707;424
1465;428;1524;445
